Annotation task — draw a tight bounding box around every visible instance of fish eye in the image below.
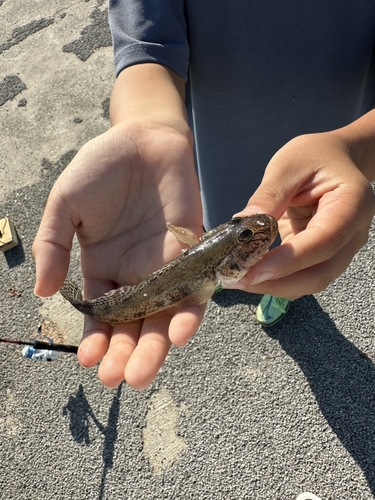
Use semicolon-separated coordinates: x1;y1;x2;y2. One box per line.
238;229;253;242
229;217;242;224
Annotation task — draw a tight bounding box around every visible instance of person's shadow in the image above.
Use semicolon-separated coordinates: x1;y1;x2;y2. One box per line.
213;290;375;494
63;383;122;500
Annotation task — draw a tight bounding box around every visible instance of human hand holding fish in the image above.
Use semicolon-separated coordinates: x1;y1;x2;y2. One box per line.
33;121;206;390
232;129;375;299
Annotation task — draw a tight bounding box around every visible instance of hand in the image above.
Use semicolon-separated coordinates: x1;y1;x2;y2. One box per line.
33;122;204;389
233;132;375;299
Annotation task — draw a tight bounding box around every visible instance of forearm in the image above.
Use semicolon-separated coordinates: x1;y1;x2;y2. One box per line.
110;63;192;144
332;109;375;182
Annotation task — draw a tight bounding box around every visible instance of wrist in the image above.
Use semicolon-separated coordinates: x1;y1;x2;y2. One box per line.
110;63;192;145
332;109;375;182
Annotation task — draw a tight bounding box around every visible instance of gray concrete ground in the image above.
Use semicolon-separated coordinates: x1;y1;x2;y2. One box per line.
1;2;375;499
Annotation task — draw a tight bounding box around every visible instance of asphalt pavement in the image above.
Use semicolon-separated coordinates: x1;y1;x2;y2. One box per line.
1;2;375;499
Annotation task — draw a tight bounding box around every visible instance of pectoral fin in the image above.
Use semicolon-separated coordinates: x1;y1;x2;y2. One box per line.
166;223;200;247
179;283;217;307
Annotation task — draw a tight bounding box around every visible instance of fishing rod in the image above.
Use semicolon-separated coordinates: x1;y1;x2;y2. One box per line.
0;324;78;355
0;336;78;353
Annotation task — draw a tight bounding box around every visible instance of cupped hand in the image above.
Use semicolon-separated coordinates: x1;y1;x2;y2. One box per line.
33;122;204;389
233;132;375;299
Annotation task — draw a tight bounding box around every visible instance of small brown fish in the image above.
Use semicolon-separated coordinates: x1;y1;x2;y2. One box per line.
60;214;278;325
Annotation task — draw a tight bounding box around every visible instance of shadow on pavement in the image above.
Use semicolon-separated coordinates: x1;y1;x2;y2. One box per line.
3;231;25;268
63;383;123;500
214;290;375;495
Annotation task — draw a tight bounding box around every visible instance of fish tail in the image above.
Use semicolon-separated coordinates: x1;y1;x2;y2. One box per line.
60;279;84;305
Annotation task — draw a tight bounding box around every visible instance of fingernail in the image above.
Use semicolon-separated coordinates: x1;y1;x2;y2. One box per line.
251;271;275;285
232;205;263;218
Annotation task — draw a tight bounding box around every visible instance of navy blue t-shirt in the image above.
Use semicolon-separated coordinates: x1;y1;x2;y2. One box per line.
109;0;375;229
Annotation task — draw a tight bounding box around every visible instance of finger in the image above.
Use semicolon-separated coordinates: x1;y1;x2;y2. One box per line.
234;133;344;221
239;234;364;298
168;304;206;347
96;322;141;388
124;313;172;390
33;191;76;296
77;278;119;370
233;155;303;221
78;316;113;368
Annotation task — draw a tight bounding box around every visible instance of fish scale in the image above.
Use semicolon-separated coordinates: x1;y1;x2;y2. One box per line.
59;214;278;325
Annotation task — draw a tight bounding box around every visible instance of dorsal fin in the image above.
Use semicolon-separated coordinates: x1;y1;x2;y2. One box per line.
166;223;200;247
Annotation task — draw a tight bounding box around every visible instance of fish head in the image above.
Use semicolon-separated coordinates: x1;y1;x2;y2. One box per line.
217;214;278;286
229;214;278;245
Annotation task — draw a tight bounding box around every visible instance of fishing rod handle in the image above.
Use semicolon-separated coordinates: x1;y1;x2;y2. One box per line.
33;340;78;353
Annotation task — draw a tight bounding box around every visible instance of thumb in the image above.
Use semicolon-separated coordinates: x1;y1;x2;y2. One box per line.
233;145;307;220
33;189;76;297
234;170;292;221
235;184;288;220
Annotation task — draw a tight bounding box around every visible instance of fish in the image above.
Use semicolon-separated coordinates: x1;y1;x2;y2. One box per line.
59;214;278;325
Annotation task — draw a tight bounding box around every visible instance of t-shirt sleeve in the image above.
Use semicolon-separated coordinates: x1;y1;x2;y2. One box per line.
108;0;190;80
